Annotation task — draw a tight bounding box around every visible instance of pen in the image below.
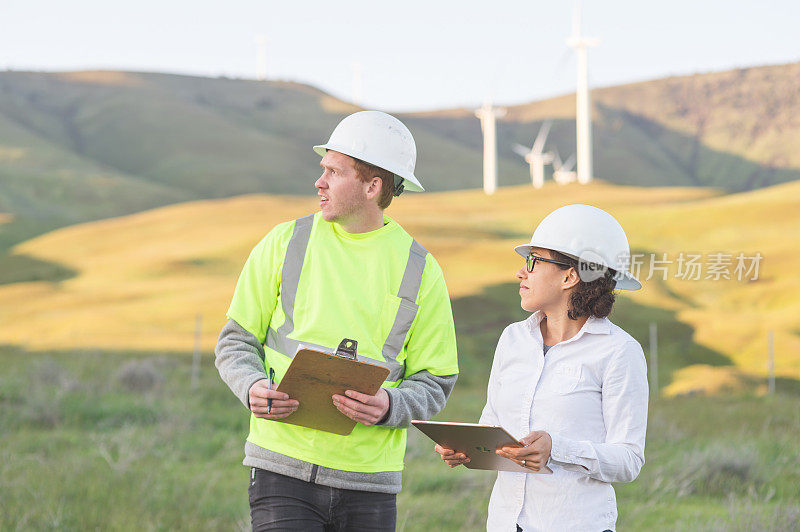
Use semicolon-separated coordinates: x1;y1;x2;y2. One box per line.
267;367;275;414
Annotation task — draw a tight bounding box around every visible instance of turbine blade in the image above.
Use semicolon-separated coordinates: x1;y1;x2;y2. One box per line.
564;154;576;171
572;2;581;40
532;120;553;154
512;144;530;157
552;148;562;169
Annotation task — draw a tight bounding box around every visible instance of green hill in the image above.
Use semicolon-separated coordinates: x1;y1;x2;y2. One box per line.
1;64;798;252
0;70;481;251
0;70;486;199
413;61;800;190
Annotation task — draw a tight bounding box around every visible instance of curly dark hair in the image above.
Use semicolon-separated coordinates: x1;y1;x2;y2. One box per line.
549;250;617;320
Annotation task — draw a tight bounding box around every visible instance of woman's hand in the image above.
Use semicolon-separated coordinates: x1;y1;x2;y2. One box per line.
435;444;471;468
496;430;552;471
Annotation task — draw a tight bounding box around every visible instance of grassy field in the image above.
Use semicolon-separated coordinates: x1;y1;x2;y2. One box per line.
2;180;799;529
1;291;798;530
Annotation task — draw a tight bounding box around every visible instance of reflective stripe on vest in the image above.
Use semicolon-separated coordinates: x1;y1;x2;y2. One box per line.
264;215;428;382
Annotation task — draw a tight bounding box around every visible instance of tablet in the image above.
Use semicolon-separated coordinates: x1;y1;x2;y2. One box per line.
411;420;552;474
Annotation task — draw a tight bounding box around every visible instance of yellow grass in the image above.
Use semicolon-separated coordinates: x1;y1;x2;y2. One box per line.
0;147;26;162
663;364;762;396
54;71;146;86
1;180;798;395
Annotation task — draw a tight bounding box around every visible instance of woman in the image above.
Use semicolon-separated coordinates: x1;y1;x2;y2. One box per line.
436;204;648;532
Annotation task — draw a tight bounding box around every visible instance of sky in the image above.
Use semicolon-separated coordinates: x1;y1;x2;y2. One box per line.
1;0;798;112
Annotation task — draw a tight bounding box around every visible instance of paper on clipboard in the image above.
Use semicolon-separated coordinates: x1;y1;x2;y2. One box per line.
274;340;390;436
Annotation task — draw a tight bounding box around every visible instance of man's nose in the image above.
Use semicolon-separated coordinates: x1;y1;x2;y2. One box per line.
315;174;326;189
516;265;527;280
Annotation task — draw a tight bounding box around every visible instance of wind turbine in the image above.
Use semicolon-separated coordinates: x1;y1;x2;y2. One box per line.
512;120;554;189
552;149;577;185
566;3;599;184
254;35;268;81
474;100;507;195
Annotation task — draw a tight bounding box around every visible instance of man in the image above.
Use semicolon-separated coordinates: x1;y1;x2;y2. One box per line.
215;110;459;531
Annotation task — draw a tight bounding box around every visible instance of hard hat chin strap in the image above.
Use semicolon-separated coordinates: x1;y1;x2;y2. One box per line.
393;178;405;197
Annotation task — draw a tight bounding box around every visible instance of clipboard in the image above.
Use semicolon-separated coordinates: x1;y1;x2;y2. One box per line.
411;420;553;474
275;339;390;436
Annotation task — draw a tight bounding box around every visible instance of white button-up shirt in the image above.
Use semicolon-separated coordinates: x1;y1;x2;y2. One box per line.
479;311;648;532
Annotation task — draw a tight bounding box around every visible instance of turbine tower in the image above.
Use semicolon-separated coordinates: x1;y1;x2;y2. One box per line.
566;4;599;184
513;120;554;189
254;35;268;81
474;100;506;195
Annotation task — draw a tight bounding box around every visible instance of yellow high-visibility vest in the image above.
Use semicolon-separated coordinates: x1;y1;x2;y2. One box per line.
227;213;458;472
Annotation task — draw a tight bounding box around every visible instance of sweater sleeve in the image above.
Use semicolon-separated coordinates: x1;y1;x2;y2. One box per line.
378;372;457;427
214;319;267;409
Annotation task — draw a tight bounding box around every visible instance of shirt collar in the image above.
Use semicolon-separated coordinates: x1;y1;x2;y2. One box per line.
330;214;397;240
582;316;613;335
526;310;612;344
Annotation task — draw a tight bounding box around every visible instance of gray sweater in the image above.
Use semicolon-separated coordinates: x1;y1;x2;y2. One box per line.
215;319;457;493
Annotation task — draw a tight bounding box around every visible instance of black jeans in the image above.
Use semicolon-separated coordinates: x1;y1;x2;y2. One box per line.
249;468;397;531
518;527;612;532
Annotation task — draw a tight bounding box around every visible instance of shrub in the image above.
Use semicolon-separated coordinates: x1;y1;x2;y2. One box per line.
115;359;163;393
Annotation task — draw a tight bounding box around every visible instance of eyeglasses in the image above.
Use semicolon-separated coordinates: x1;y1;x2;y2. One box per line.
526;254;573;272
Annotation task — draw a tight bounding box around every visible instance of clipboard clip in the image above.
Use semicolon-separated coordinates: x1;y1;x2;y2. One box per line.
335;338;358;360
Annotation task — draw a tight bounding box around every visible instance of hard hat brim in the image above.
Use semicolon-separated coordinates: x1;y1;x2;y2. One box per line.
514;243;642;291
314;144;425;192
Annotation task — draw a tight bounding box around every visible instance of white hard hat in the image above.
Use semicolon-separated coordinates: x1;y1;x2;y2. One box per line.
314;110;424;193
514;204;642;291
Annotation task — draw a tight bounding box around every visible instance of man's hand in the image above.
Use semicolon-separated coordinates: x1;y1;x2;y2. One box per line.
435;444;470;468
496;430;552;471
332;389;390;426
248;379;299;420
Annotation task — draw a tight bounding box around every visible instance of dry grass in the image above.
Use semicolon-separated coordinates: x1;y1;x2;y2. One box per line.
0;180;798;395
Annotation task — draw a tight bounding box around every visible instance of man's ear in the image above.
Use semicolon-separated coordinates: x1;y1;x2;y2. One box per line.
365;176;382;200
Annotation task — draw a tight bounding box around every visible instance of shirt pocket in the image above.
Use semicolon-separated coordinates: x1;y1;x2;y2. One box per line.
375;293;419;357
548;363;583;395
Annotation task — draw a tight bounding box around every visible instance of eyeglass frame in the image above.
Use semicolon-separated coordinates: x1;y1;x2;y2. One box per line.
525;253;574;272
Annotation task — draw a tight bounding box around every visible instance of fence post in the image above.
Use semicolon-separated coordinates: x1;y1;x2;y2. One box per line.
191;314;202;389
768;330;775;395
649;322;658;399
